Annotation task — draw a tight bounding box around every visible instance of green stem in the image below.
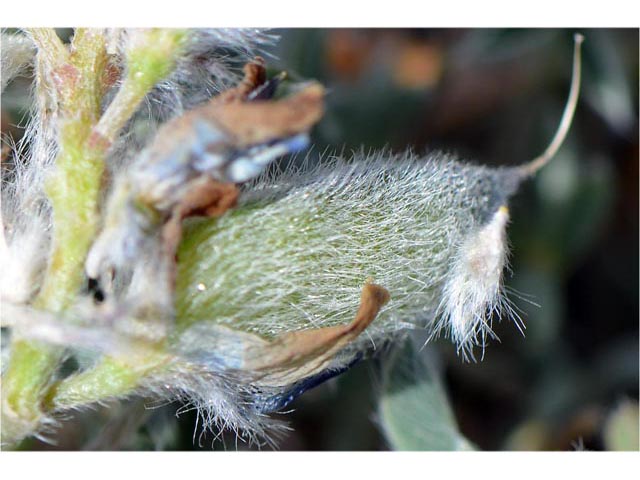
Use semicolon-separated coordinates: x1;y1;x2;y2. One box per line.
92;28;187;145
2;29;191;445
0;340;61;444
44;353;170;410
2;29;108;445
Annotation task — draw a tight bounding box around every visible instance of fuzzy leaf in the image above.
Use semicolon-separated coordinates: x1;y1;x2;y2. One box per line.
379;336;475;451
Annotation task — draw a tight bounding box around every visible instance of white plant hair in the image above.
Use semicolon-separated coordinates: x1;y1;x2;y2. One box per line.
0;30;584;445
100;28;278;175
1;32;35;92
1;31;54;306
433;205;524;360
0;28;275;306
176;150;523;360
1;28;296;445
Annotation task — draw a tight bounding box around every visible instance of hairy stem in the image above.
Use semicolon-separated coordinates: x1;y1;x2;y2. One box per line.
92;29;187;147
2;29;108;445
44;353;170;411
26;28;69;69
2;29;191;446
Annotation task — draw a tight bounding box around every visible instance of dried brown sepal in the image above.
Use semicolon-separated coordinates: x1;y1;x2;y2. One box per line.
206;82;325;148
148;57;323;270
160;179;239;294
162;179;239;267
87;56;324;318
146;56;322;154
215;56;267;104
138;57;323;184
243;283;390;387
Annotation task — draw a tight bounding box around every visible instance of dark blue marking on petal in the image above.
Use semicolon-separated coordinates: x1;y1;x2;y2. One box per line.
255;353;364;414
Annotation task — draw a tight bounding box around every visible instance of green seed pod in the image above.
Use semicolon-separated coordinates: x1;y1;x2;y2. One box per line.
175;153;520;355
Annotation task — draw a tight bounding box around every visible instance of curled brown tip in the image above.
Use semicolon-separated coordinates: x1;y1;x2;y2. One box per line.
245;282;389;386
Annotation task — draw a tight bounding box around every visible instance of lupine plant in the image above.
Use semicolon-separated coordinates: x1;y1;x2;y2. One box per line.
0;28;582;449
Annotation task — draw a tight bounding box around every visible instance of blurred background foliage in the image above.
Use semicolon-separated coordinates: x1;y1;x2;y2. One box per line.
3;28;638;451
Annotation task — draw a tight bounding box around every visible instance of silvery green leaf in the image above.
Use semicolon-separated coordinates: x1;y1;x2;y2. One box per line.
378;335;475;451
